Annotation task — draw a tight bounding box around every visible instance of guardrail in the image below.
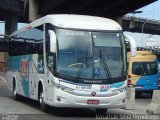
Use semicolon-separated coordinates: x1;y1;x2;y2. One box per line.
124;15;160;24
122;15;160;35
0;34;9;37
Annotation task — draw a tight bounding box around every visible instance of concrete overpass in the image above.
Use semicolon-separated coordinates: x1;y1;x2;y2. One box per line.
0;0;158;52
1;16;160;52
24;0;157;21
0;0;159;72
0;0;157;24
122;16;160;35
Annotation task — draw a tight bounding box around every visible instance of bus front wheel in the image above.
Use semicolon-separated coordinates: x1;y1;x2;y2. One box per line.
39;88;48;112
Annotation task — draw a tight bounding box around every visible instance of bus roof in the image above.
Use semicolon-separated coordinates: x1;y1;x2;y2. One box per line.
127;51;157;62
12;14;122;36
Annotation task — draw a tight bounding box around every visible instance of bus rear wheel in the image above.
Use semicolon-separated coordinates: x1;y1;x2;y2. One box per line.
39;88;48;112
96;108;108;114
13;80;20;100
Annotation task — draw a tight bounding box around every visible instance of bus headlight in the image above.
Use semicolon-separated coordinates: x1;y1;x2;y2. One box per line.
112;86;127;94
51;80;74;93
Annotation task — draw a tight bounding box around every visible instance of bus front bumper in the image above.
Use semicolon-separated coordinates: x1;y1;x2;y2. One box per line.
52;88;126;109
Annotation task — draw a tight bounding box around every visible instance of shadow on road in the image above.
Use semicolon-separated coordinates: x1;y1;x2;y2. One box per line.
15;97;97;117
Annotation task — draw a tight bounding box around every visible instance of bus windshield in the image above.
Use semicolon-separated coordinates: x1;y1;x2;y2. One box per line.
132;62;158;75
55;29;126;83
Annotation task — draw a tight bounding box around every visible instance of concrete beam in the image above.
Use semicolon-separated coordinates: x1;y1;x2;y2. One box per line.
122;16;160;35
24;0;29;9
0;0;24;13
116;17;123;27
29;0;41;22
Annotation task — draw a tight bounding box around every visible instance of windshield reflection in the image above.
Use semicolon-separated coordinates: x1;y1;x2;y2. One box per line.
56;29;126;81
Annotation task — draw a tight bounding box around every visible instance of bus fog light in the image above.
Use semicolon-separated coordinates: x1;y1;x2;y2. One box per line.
122;99;125;103
57;97;61;102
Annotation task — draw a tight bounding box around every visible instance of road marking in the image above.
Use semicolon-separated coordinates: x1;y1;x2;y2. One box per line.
0;76;7;82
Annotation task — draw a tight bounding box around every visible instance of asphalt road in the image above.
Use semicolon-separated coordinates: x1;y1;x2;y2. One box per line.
0;79;156;120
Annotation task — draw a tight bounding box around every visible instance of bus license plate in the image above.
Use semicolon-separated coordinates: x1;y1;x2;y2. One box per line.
87;100;99;105
76;85;91;90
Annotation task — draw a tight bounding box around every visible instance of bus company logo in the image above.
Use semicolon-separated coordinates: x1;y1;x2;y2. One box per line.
100;85;110;92
91;91;96;96
84;80;102;84
19;56;30;96
20;57;29;80
20;59;29;79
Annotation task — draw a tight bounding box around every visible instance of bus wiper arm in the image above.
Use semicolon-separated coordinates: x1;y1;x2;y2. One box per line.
75;48;88;82
99;48;112;83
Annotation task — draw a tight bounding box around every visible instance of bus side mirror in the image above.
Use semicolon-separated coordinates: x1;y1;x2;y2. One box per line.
48;30;57;53
125;35;137;57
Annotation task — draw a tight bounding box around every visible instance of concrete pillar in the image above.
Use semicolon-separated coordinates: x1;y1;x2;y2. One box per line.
5;14;18;39
129;18;135;29
29;0;41;22
125;87;135;110
146;90;160;114
2;14;17;65
24;0;29;10
116;17;123;27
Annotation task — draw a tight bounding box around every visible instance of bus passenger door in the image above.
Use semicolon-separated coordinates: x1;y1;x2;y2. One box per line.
29;54;39;99
19;56;30;97
45;25;56;104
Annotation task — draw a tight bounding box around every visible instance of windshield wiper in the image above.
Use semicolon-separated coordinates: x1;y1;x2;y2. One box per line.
99;48;112;83
75;48;88;82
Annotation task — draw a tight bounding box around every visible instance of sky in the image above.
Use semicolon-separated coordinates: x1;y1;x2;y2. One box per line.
127;0;160;20
0;22;4;35
1;0;160;47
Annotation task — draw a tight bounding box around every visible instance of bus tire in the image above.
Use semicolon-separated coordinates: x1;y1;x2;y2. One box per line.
13;79;20;100
96;108;108;114
39;84;48;112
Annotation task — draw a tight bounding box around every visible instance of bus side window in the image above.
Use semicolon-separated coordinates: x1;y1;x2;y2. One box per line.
38;54;44;73
135;67;142;75
48;54;54;72
132;63;143;75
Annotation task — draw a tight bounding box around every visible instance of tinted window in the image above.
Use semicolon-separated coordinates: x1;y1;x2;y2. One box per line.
132;62;157;75
9;25;43;56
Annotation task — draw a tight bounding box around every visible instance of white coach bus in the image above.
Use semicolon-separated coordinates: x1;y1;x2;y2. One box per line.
7;14;136;114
